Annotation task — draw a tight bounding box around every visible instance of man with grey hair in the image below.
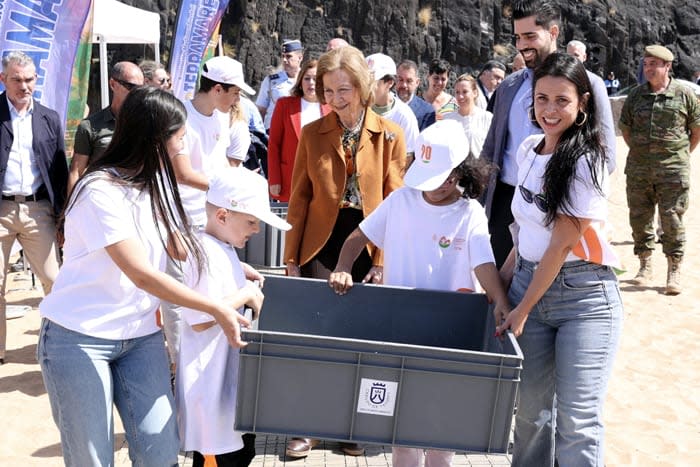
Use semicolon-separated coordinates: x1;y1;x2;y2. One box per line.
396;59;436;131
0;51;68;364
476;60;506;109
68;61;144;194
566;39;587;63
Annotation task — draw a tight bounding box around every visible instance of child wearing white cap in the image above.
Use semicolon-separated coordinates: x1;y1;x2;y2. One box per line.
176;167;290;467
328;119;510;467
366;52;420;158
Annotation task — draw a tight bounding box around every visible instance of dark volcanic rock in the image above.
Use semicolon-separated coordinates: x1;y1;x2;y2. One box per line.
102;1;700;93
217;0;700;90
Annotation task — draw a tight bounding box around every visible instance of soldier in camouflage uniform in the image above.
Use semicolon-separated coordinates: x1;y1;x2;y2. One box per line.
620;45;700;295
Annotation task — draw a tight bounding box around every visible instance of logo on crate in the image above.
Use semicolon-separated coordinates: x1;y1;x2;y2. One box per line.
369;383;386;404
357;378;398;417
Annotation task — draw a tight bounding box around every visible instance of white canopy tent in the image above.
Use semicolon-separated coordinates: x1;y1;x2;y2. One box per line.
91;0;161;108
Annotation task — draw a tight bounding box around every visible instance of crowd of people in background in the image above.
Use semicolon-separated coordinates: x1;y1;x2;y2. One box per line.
2;0;700;466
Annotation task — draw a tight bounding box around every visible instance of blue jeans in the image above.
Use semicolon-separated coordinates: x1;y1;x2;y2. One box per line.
509;259;622;467
37;319;179;467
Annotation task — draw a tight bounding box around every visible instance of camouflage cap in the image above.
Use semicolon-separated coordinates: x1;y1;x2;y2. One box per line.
644;45;674;62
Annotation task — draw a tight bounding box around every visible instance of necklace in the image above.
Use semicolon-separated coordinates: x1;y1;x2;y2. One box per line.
339;109;365;132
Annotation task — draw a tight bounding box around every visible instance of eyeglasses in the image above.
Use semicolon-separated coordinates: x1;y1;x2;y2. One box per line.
518;185;548;212
157;77;171;85
115;78;139;91
519;155;548;213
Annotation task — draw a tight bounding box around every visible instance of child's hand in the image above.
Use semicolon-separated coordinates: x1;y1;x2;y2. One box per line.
492;299;511;331
328;270;353;295
363;266;383;284
213;304;251;348
241;262;265;288
243;280;264;320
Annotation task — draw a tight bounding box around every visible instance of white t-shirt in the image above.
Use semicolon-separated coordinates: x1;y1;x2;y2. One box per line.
40;174;166;339
176;233;246;454
179;100;231;226
383;94;420;154
300;97;322;128
227;119;252;162
359;187;494;292
443;107;493;158
512;135;619;267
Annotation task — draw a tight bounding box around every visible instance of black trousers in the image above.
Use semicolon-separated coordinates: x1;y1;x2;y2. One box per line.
192;433;256;467
488;180;516;269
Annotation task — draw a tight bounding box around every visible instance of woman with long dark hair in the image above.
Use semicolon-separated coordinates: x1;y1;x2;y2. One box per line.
38;87;252;466
497;53;623;466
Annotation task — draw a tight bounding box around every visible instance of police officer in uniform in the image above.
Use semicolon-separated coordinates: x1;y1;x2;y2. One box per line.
256;39;304;131
620;45;700;295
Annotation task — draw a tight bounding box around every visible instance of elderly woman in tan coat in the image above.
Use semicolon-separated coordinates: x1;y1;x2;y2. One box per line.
283;45;406;458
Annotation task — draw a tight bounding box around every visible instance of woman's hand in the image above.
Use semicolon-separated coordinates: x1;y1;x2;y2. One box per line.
270;184;282;196
495;304;529;338
363;266;384;284
286;262;301;277
328;270;353;295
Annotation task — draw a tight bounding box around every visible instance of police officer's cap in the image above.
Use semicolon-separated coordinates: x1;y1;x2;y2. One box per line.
282;39;303;53
644;45;674;62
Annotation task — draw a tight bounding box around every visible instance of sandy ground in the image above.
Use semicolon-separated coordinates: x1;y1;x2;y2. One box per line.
1;136;698;466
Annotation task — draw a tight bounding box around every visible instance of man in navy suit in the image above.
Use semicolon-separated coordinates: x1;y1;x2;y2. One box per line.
0;51;68;364
397;60;436;132
481;0;616;267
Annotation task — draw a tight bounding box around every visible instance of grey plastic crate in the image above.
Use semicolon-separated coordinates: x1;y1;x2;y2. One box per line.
235;275;522;454
236;203;287;268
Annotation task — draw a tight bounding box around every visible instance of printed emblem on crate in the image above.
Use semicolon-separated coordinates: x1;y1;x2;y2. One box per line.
369;383;386;404
357;378;398;417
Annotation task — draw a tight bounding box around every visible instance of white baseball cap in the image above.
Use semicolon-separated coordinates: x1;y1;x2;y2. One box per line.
366;53;397;80
207;168;291;231
404;119;469;191
201;56;256;96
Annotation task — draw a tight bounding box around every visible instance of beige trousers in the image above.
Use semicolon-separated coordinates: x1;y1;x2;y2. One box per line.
0;200;60;359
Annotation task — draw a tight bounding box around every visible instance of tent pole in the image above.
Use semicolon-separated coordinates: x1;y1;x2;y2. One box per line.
99;38;109;109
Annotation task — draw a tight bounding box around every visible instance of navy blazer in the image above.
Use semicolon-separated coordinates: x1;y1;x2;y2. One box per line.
408;95;437;131
480;69;528;217
0;92;68;216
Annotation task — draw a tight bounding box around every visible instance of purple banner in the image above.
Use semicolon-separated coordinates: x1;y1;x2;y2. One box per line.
0;0;91;125
169;0;230;100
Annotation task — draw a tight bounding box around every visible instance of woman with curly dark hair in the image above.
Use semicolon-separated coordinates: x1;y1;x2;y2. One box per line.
423;58;457;118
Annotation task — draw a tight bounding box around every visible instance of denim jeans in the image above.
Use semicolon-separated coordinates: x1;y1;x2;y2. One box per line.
509;259;622;467
37;319;179;467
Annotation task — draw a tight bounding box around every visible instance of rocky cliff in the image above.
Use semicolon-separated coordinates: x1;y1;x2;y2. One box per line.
123;0;700;90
